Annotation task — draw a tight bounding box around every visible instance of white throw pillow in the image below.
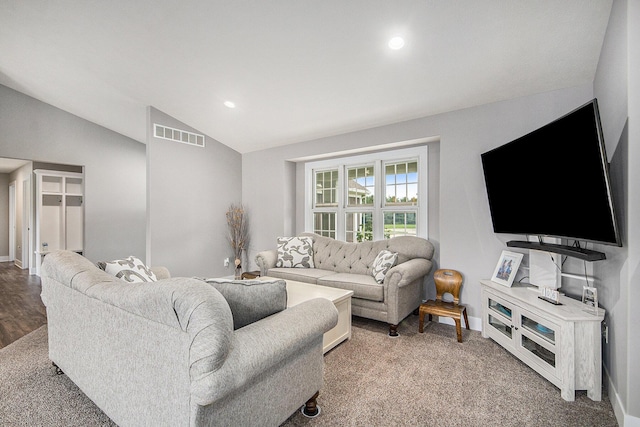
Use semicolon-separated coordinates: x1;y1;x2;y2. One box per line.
100;256;157;283
276;236;315;268
371;250;398;283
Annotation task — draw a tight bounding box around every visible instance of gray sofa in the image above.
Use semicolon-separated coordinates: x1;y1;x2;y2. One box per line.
40;250;338;427
255;232;435;336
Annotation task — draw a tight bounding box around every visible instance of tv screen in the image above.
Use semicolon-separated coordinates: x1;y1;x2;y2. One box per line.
481;99;621;247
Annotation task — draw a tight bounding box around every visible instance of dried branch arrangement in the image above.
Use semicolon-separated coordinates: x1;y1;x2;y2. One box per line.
225;203;249;267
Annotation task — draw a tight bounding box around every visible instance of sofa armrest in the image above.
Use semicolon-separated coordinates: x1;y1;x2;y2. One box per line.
385;258;433;288
190;298;338;406
255;249;278;275
151;266;171;280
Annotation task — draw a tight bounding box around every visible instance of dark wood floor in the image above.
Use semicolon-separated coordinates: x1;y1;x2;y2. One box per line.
0;262;47;349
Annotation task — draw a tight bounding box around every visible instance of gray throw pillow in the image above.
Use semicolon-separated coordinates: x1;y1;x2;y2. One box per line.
202;278;287;329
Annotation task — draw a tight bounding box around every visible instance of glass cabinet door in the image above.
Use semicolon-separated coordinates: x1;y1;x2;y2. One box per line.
488;314;512;339
519;314;557;369
521;314;556;344
521;335;556;367
487;297;513;338
488;298;512;319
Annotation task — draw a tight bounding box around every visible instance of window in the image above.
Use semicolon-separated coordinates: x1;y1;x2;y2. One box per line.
384;211;416;238
385;161;418;205
313;212;336;238
347;165;375;206
346;212;373;242
305;146;427;241
315;169;338;207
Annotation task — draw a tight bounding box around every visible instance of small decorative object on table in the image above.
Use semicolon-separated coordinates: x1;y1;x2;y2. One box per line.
582;286;598;314
538;286;562;305
225;203;250;280
234;258;242;280
490;250;523;287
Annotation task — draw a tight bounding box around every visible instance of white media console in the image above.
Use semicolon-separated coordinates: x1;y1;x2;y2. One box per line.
480;279;604;401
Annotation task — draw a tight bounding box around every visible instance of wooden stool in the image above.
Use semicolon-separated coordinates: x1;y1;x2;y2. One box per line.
419;269;469;342
241;271;261;280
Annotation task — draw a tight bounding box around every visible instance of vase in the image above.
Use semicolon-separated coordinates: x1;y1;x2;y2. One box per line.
235;265;242;280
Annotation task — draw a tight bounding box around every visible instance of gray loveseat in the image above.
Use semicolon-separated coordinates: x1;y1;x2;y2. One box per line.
40;250;338;427
255;232;435;336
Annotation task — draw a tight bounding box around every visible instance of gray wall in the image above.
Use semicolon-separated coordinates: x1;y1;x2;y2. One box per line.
627;0;640;414
146;107;242;278
0;84;146;262
243;84;594;321
591;0;640;420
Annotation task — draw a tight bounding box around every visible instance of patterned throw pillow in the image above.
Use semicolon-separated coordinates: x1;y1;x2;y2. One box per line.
276;236;315;268
98;256;157;283
371;250;398;284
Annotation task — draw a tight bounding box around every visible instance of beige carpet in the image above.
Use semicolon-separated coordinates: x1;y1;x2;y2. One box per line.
0;316;617;426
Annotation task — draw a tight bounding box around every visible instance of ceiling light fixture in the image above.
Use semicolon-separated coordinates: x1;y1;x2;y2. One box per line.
224;101;236;109
388;36;405;50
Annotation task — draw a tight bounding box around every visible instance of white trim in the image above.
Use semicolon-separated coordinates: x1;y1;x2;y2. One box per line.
22;177;31;270
0;256;9;262
304;145;428;240
605;367;640;427
288;136;438;162
9;181;16;262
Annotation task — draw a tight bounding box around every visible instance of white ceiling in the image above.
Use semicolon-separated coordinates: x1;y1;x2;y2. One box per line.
0;1;612;154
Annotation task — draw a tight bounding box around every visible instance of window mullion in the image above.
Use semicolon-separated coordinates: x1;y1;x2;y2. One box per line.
372;160;383;240
336;166;345;240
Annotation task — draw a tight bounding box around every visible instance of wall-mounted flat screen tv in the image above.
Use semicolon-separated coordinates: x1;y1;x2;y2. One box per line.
481;99;621;256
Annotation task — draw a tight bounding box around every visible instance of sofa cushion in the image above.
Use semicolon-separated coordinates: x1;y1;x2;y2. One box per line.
97;256;157;283
276;236;315;268
371;250;398;284
301;232;434;275
317;273;384;302
203;278;287;329
266;267;335;284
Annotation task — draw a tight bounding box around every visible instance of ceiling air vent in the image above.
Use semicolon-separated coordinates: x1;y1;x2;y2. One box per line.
154;124;205;147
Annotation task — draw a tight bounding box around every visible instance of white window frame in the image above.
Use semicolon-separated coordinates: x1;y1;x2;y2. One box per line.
305;146;428;240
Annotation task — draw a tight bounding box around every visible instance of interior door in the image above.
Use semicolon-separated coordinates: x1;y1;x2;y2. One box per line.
22;178;31;269
9;181;16;262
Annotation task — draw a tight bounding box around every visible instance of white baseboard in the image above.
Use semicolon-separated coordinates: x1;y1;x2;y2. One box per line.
14;259;23;269
606;366;640;427
437;314;482;331
0;256;9;262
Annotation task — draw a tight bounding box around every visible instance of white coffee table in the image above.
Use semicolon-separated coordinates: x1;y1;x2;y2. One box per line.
260;277;353;353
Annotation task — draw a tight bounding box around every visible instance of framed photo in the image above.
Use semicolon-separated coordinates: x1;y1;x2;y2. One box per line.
582;286;598;313
491;250;524;287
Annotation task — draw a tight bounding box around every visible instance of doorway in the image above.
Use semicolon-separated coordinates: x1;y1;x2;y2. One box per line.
9;181;15;263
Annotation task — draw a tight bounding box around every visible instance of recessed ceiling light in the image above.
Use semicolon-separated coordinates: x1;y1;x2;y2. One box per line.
224;101;236;109
388;36;405;50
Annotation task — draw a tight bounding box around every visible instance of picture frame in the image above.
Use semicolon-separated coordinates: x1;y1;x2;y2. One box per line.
582;286;598;313
491;250;524;287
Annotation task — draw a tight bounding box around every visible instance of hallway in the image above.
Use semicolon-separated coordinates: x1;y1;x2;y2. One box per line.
0;262;46;349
